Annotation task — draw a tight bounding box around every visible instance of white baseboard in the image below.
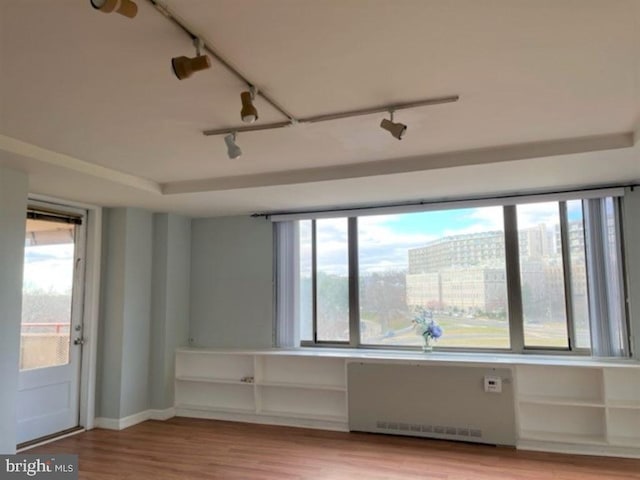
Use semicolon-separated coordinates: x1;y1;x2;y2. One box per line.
95;407;176;431
149;407;176;421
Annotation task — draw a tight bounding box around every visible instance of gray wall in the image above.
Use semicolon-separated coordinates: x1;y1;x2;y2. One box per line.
623;187;640;358
150;213;191;410
97;208;153;418
190;216;274;348
0;166;28;454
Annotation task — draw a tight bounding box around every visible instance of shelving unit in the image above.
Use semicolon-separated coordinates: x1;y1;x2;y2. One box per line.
516;364;640;457
174;348;640;457
174;349;348;430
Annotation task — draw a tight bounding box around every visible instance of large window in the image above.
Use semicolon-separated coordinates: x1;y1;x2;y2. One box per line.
283;192;629;355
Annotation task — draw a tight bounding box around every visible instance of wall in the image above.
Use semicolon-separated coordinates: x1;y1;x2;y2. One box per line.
149;213;191;410
0;166;28;454
97;208;153;419
190;216;274;348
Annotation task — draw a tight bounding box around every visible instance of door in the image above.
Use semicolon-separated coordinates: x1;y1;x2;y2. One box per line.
16;207;86;444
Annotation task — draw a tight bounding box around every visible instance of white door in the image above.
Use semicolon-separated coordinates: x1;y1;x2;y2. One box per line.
16;208;86;445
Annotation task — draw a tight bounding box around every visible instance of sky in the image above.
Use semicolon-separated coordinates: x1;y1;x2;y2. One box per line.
23;244;74;293
301;200;585;275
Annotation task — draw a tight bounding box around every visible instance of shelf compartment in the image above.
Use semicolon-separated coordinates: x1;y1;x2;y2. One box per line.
175;381;255;412
258;385;346;420
518;403;606;444
604;368;640;407
257;356;345;389
607;408;640;447
175;352;254;382
175;404;255;415
517;366;603;404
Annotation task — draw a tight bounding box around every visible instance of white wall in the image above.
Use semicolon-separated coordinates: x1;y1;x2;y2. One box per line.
189;216;274;348
0;166;28;454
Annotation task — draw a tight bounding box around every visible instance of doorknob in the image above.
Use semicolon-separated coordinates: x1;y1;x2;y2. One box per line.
73;337;85;346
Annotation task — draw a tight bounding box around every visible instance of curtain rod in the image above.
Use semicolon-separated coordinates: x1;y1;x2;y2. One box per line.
252;183;636;220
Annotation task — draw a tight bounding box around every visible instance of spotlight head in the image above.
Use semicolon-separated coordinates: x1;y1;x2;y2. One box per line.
240;91;259;123
380;118;407;140
90;0;138;18
171;55;211;80
224;133;242;160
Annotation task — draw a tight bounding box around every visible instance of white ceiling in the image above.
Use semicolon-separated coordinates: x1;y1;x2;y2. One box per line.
1;0;639;217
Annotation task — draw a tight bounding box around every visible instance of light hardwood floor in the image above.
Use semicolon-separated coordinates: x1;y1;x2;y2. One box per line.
29;418;640;479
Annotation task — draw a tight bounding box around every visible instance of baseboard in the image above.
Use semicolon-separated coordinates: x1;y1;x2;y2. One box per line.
95;407;176;431
149;407;176;421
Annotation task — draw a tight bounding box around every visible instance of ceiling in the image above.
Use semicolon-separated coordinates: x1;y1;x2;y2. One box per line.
1;0;639;217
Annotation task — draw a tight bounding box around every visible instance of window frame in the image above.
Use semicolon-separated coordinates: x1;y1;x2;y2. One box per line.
298;196;627;356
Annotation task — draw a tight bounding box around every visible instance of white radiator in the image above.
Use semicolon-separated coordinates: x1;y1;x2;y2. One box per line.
347;362;516;446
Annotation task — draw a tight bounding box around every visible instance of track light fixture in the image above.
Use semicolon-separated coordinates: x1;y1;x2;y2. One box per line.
240;87;259;124
171;38;211;80
90;0;138;18
224;132;242;159
380;111;407;140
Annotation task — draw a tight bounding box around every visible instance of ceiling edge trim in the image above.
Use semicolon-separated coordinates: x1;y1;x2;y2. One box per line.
0;134;162;194
161;132;634;195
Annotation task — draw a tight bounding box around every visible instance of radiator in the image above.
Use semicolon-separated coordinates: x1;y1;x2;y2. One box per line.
347;362;516;446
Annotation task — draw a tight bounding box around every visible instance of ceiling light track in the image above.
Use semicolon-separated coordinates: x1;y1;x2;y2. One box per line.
147;0;296;123
202;94;459;137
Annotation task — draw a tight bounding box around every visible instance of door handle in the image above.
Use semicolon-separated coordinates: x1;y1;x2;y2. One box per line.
73;337;85;346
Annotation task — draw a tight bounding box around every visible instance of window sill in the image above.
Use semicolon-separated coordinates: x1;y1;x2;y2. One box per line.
176;347;639;368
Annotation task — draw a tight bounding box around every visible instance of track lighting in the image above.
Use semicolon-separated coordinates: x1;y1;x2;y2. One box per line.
224;132;242;159
380;111;407;140
171;38;211;80
240;87;259;123
90;0;138;18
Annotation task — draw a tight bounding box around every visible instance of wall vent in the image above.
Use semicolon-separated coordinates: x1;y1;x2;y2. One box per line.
374;420;483;440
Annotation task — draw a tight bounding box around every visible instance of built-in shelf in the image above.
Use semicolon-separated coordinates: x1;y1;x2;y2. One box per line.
520;430;607;446
175;350;348;431
174;348;640;458
256;381;345;391
176;404;255;415
516;364;640;454
519;395;604;407
176;375;255;386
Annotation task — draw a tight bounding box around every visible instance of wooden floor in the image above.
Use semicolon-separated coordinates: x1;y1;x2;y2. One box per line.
29;418;640;479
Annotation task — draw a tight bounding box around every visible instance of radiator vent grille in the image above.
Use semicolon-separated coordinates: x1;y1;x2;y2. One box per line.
375;420;483;439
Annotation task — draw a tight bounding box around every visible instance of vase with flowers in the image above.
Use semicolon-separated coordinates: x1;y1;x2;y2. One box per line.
412;309;443;352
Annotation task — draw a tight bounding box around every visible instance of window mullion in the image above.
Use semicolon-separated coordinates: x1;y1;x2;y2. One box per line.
503;205;524;352
348;217;360;347
311;220;318;344
559;201;576;350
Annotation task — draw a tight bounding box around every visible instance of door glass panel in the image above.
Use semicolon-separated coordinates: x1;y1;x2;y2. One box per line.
21;219;76;370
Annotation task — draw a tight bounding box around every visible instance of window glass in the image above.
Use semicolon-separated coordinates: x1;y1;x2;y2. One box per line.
566;200;590;348
517;202;569;348
358;207;510;348
299;220;313;341
316;218;349;342
21;219;75;370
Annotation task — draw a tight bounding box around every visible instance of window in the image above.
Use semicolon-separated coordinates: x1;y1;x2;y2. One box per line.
277;191;629;355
